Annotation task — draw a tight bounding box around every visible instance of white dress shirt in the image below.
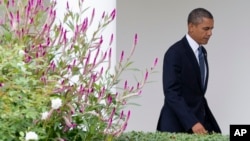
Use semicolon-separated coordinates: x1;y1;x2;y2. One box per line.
185;34;207;84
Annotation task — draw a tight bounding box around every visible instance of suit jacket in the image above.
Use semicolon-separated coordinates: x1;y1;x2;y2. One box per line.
157;36;221;133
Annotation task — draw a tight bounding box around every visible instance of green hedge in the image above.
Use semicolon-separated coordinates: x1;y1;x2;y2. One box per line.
115;131;229;141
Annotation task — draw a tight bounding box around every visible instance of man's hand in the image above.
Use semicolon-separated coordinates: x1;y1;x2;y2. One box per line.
192;122;208;134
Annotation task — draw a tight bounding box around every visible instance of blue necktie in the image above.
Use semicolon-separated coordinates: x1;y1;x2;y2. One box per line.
198;47;205;88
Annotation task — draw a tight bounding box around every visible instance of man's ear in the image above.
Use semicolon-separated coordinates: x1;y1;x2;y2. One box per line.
188;23;194;33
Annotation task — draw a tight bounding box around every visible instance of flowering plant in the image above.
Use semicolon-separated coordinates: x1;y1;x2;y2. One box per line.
0;0;157;140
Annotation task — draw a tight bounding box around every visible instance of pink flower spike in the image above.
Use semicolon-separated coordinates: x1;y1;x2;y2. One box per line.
110;9;116;21
102;11;105;19
38;0;42;5
82;18;88;32
85;52;90;65
66;1;69;10
120;111;124;119
79;84;83;91
99;36;103;44
42;51;46;56
16;11;20;23
26;4;30;17
6;0;9;7
108;48;112;60
122;122;128;131
108;118;113;128
110;108;116;119
138;90;142;95
29;18;34;24
129;86;134;92
127;110;131;120
137;82;140;89
100;67;103;76
63;30;67;44
53;10;56;19
73;59;76;66
9;12;13;19
134;34;138;46
93;48;100;66
109;34;114;46
120;111;131;132
11;0;14;6
124;80;127;89
144;70;149;81
102;51;107;60
153;58;158;68
50;61;54;67
120;51;124;63
107;95;112;105
43;24;48;32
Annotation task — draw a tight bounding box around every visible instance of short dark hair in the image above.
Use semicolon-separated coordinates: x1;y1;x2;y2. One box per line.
187;8;213;25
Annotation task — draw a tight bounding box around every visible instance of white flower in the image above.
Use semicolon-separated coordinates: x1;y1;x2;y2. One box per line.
51;98;62;110
25;131;38;141
19;50;25;57
41;111;49;120
17;62;26;72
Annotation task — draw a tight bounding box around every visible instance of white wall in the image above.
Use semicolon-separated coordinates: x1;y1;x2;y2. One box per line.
117;0;250;135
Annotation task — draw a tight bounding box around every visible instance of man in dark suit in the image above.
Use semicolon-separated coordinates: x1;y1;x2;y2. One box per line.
157;8;221;134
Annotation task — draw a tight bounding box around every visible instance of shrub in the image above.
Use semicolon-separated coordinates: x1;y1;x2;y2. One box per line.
115;131;229;141
0;0;157;140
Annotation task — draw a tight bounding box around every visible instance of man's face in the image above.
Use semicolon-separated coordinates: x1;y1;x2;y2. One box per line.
188;17;214;45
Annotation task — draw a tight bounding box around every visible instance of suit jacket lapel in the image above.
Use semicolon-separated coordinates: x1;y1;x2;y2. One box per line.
203;47;209;93
182;37;204;93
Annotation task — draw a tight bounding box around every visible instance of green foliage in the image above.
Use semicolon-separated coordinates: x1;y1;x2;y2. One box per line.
115;131;229;141
0;0;157;140
0;44;51;140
